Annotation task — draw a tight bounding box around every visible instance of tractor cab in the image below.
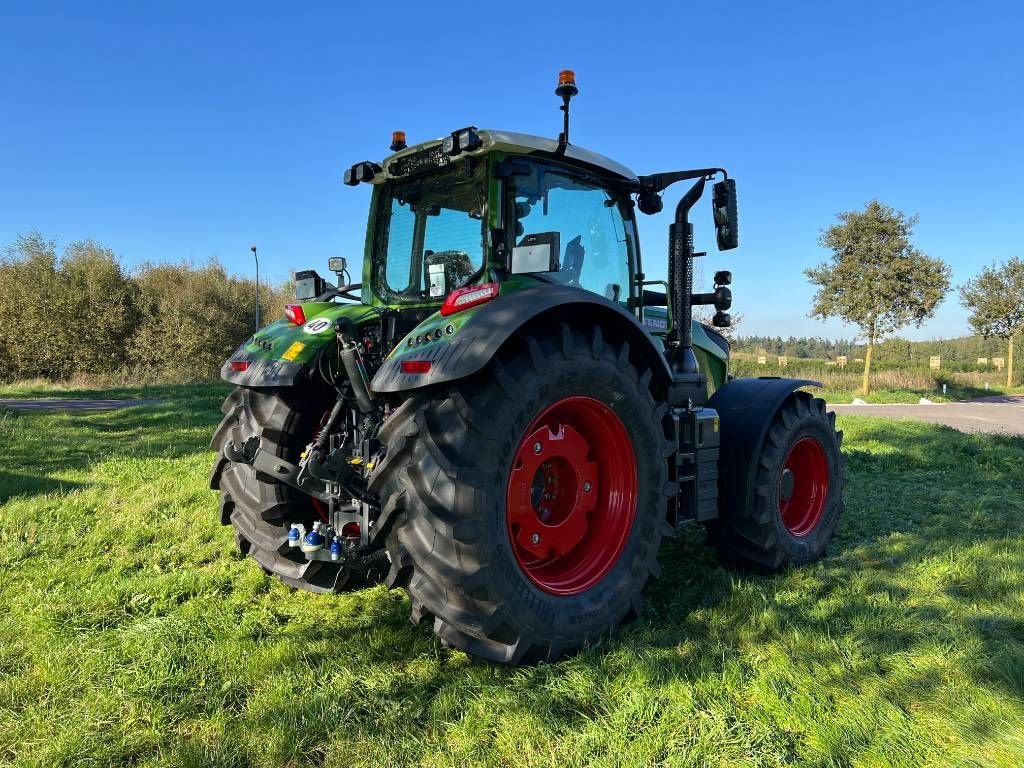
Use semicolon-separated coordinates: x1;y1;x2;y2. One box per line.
344;127;643;316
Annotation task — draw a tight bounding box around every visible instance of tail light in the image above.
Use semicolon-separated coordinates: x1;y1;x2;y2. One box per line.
440;282;500;316
400;360;432;374
284;304;306;325
230;360;249;372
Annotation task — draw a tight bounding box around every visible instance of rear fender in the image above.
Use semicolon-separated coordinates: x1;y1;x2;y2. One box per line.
708;377;822;520
369;283;672;394
221;303;378;387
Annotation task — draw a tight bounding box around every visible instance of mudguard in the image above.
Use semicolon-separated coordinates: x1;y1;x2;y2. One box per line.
708;377;822;521
220;302;378;387
370;283;673;394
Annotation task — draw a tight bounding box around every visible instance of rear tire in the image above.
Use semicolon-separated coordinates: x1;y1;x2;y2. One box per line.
210;386;386;592
709;391;844;571
368;324;672;664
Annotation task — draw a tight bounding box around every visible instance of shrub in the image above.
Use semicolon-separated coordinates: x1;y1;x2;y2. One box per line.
0;233;292;383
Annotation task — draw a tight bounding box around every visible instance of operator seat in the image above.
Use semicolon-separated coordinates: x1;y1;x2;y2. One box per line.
562;235;585;284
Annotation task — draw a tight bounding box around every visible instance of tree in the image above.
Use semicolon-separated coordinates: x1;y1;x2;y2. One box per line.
959;257;1024;388
805;200;951;394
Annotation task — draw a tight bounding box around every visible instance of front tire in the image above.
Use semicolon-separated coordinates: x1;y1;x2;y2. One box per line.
369;325;672;664
709;391;844;570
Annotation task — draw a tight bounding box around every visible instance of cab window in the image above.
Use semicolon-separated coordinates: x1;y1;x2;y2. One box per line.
510;165;633;304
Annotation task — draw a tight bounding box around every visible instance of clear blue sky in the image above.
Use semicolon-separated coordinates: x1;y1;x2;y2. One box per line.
2;1;1021;340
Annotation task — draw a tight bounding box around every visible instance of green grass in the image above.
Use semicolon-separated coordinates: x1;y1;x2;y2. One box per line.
1;385;1023;767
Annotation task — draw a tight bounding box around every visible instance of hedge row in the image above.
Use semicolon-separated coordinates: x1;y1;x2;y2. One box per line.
0;233;291;382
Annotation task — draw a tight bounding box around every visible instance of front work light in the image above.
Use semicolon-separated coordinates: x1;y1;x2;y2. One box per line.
343;161;382;186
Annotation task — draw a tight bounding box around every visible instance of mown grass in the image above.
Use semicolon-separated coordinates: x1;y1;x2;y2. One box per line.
1;385;1022;767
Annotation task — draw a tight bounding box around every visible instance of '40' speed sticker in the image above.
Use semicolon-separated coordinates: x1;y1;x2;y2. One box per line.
301;317;333;334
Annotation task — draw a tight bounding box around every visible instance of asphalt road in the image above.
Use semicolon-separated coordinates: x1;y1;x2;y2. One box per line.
829;395;1024;436
0;398;163;412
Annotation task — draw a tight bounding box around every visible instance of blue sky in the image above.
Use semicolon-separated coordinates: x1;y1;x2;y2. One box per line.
2;1;1021;340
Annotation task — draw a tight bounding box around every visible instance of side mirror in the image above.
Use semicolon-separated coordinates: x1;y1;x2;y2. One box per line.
712;179;739;250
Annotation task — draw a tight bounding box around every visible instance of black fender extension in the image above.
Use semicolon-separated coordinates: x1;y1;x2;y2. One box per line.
707;377;821;521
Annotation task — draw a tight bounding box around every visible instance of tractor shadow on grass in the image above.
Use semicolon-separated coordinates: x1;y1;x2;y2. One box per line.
0;383;229;501
626;418;1024;714
0;470;85;504
227;422;1024;762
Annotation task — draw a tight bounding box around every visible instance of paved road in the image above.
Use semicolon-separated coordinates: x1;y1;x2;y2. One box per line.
829;395;1024;436
0;398;163;412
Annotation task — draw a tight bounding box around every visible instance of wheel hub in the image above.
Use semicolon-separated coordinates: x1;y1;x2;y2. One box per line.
508;423;597;560
778;436;829;537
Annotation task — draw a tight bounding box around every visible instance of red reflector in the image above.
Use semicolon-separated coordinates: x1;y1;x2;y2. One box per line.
401;360;432;374
284;304;306;325
440;282;500;316
230;360;249;372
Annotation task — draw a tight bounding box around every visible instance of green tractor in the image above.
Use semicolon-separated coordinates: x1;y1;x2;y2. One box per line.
211;72;844;664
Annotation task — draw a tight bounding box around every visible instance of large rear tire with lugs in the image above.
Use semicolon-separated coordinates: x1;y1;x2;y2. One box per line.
210;386;386;592
368;324;672;664
709;390;844;571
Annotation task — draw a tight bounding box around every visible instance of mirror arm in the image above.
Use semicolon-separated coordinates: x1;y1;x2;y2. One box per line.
636;167;727;195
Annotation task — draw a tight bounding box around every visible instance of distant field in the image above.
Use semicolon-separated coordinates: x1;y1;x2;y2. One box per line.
1;384;1023;767
730;355;1024;404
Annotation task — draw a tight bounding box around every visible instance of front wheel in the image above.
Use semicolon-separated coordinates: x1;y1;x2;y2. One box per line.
709;391;844;570
368;324;672;664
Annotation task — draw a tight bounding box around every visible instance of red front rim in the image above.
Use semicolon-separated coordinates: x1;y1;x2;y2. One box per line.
505;396;638;596
779;436;829;536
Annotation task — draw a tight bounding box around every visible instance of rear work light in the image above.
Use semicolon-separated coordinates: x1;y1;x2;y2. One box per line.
400;360;432;374
284;304;306;325
440;282;500;316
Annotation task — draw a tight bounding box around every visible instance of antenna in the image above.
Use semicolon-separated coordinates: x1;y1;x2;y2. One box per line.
554;70;578;156
250;245;260;331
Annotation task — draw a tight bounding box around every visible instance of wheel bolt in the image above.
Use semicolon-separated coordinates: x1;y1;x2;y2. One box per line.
583;481;592;493
533;442;542;454
531;532;541;545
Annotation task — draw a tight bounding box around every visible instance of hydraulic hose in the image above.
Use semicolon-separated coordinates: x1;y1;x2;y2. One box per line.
339;334;376;414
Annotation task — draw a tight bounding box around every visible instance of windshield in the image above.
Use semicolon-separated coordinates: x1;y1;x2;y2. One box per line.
374;161;487;304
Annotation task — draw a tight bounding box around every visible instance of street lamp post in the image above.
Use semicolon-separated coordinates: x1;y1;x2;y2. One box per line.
250;245;260;331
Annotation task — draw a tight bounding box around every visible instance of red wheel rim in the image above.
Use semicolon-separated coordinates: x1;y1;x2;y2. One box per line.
505;396;638;596
779;436;829;536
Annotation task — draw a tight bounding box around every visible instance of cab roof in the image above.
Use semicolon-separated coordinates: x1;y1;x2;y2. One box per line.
376;129;639;186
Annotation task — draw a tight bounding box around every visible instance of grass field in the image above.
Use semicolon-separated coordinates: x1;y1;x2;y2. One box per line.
1;383;1023;767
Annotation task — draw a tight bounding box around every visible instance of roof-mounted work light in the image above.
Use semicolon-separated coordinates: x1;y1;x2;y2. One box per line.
442;127;482;156
343;161;382;186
